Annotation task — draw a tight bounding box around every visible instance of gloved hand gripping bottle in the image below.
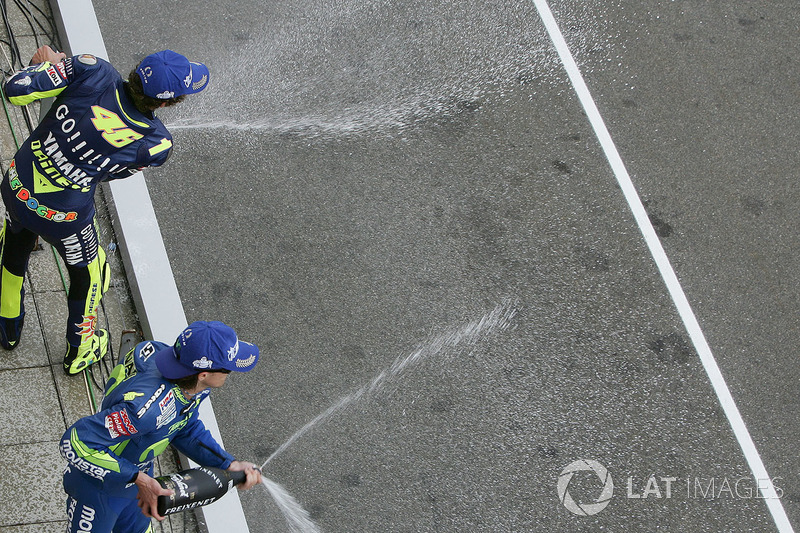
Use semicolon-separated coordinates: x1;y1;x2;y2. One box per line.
156;466;247;516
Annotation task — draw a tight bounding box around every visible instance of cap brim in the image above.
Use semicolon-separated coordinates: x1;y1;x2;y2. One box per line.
223;341;259;373
154;345;198;380
186;62;210;95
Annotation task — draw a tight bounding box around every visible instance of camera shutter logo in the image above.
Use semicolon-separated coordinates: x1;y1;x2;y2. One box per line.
557;459;614;516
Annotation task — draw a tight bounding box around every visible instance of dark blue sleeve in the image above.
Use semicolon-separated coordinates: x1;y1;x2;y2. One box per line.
4;59;69;105
5;54;119;105
170;405;236;469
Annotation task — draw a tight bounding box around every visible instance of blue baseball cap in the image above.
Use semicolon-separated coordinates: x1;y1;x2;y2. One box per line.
155;321;259;379
137;50;210;99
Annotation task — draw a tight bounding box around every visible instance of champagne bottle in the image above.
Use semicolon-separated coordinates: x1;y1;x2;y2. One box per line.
156;466;246;516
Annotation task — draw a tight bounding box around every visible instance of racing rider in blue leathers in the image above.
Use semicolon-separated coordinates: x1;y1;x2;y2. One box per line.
60;321;263;533
0;46;209;374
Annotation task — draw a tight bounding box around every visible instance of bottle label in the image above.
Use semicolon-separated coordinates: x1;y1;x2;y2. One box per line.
164;497;217;515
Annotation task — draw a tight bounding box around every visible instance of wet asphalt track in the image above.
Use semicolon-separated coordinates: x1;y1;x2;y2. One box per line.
92;0;799;531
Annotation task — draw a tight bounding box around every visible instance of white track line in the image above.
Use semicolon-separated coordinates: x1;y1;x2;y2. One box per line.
530;1;793;531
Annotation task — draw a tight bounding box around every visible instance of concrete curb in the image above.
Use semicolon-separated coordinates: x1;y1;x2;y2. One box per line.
47;1;250;531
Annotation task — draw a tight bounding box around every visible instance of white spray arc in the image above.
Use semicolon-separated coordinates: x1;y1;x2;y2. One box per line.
262;301;517;469
257;301;517;532
163;0;613;139
261;477;322;533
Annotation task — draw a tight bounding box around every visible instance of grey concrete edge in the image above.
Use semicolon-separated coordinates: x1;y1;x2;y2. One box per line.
47;1;250;531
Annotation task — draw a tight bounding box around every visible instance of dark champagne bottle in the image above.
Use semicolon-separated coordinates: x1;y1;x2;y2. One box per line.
156;466;247;516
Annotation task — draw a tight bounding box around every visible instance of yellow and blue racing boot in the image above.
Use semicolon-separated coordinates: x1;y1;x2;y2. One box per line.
63;329;108;375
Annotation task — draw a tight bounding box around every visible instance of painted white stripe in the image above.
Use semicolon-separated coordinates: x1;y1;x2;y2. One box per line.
530;0;793;530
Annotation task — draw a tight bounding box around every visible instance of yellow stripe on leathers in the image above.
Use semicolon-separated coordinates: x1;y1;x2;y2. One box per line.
0;220;23;319
0;267;23;318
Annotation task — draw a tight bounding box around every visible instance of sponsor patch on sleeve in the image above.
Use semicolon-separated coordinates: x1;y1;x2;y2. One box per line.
136;383;166;418
45;65;64;87
155;389;177;429
105;408;138;439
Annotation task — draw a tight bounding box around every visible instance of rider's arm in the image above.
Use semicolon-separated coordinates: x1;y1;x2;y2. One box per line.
4;45;70;105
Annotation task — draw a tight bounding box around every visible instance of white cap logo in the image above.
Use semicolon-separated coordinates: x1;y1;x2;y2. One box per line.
192;356;213;369
227;340;239;361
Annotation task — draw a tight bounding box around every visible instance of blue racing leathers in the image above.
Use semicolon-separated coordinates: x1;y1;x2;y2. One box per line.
60;340;235;533
0;54;174;349
3;53;173;224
